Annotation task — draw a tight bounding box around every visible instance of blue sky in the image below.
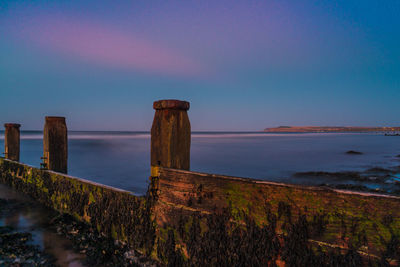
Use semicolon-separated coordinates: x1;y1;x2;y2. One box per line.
0;0;399;131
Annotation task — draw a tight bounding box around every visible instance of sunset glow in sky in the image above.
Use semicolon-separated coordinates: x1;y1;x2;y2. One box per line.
1;0;399;130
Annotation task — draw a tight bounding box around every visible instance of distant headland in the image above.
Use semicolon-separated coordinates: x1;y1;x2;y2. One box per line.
264;126;400;133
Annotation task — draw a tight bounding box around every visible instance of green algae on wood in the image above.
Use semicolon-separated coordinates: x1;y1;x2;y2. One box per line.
152;167;400;264
0;158;155;256
2;158;400;265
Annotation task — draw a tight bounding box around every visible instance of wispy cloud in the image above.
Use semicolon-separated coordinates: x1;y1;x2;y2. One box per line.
10;15;201;76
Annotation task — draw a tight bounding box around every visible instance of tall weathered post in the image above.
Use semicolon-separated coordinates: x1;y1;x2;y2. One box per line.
4;123;21;161
151;100;191;173
43;116;68;174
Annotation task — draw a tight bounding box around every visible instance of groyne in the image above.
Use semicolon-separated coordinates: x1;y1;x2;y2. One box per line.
1;100;400;265
0;158;155;255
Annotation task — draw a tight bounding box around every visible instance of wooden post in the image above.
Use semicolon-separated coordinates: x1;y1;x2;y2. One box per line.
43;116;68;173
4;123;21;161
151;100;191;172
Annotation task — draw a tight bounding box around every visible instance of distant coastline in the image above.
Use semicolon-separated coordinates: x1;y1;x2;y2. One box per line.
264;126;400;133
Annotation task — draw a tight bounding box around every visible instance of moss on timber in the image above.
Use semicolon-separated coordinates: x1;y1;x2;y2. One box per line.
156;202;400;266
2;158;400;265
153;168;400;265
0;158;156;256
218;177;400;255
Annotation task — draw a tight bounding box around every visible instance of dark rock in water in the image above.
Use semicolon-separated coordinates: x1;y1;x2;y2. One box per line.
294;156;400;197
396;154;400;158
366;167;394;174
294;168;397;185
392;165;400;172
294;171;361;180
346;150;363;155
393;189;400;195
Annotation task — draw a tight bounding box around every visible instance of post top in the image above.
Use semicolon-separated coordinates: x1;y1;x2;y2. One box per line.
4;123;21;128
153;100;190;110
45;116;66;123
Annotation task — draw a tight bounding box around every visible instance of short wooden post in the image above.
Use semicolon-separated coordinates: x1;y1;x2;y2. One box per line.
4;123;21;161
43;116;68;173
151;100;191;172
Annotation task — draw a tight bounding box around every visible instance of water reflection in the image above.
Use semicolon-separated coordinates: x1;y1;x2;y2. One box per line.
2;132;400;195
0;184;85;267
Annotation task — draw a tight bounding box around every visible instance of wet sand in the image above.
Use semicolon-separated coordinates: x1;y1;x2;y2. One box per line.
0;184;85;267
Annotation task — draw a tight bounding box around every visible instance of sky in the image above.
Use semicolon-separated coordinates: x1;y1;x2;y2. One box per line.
0;0;399;131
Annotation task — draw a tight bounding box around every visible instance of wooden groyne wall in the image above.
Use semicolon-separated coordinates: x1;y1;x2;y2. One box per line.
153;168;400;265
1;99;400;265
0;158;156;255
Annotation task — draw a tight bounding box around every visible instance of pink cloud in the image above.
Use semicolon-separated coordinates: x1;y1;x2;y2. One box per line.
12;15;201;76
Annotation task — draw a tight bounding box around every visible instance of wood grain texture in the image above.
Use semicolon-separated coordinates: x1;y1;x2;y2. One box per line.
153;167;400;257
151;101;191;170
43;116;68;174
4;123;20;161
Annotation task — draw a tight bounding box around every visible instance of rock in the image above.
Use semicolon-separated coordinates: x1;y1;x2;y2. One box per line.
0;225;55;266
366;167;394;174
346;150;363;155
294;171;361;180
0;198;56;266
49;213;157;266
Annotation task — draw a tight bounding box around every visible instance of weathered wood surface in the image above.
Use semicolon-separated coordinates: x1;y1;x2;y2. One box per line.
4;123;20;161
43;116;68;173
153;167;400;259
0;158;155;255
151;100;191;170
1;157;400;264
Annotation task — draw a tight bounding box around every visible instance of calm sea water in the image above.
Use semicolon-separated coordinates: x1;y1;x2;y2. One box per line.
1;131;399;195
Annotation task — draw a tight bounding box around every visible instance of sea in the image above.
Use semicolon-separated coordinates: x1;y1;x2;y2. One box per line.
1;131;399;195
0;131;399;265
